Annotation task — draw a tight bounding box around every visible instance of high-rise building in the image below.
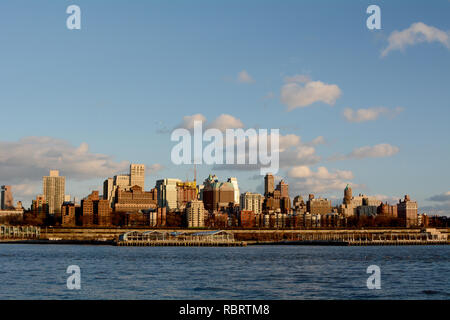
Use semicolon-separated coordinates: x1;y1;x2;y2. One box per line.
202;175;235;212
130;164;145;189
1;185;14;210
307;194;332;215
43;170;65;216
31;195;48;218
344;184;352;205
156;178;182;210
264;173;274;196
397;195;418;227
240;192;263;214
61;202;76;227
104;164;146;206
114;185;157;212
81;191;111;227
227;177;240;205
176;181;197;209
186;199;206;228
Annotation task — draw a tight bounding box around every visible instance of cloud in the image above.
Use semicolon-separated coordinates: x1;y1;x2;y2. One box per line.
288;165;356;194
281;75;341;110
427;191;450;202
146;163;164;175
0;137;164;188
175;114;244;133
237;70;254;83
331;143;399;160
207;114;244;131
382;22;450;57
177;114;207;130
343;107;404;123
349;144;399;159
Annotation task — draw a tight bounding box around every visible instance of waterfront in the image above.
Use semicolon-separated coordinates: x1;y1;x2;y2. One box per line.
0;245;449;299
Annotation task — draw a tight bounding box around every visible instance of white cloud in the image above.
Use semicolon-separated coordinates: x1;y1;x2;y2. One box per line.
207;114;244;131
237;70;254;83
343;106;404;123
177;114;207;130
281;75;341;110
331;143;399;161
349;143;399;159
382;22;450;57
288;165;355;194
0;137;131;184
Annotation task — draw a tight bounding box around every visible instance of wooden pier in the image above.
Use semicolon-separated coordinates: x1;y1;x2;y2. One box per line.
115;240;247;247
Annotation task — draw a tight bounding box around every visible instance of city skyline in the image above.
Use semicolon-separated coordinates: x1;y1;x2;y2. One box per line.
0;1;449;215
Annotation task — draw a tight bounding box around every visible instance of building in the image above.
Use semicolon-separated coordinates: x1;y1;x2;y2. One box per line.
202;175;235;212
338;185;381;217
31;195;48;219
43;170;65;216
103;164;146;206
186;199;206;228
307;194;332;215
264;173;274;196
240;192;263;214
1;185;14;210
130;164;145;189
293;195;307;214
61;202;76;227
156;178;182;210
227;177;240;205
176;181;197;209
81;191;112;227
114;185;157;212
397;195;418;227
239;210;256;228
378;202;398;217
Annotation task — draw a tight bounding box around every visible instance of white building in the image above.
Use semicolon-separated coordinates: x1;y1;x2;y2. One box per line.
240;192;263;214
156;178;182;210
227;177;240;205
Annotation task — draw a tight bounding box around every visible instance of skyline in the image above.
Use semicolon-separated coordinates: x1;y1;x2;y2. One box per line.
0;0;449;215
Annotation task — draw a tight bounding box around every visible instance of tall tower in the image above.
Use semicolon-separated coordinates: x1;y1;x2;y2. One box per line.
264;173;274;196
130;164;145;189
1;185;14;210
43;170;65;215
344;184;352;205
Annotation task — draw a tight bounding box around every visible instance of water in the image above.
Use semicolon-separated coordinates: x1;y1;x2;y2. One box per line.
0;244;449;299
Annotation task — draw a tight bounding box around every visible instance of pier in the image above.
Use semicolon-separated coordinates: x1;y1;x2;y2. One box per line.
115;230;246;247
275;228;449;246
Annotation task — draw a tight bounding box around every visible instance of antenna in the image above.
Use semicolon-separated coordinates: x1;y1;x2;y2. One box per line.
194;163;197;183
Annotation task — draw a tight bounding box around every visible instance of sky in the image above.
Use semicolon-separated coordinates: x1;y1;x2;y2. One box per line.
0;0;449;215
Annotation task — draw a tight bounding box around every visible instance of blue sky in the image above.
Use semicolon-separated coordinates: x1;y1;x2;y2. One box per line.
0;0;449;214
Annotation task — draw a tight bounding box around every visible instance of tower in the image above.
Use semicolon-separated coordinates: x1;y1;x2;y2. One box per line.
264;173;274;196
43;170;65;215
130;164;145;189
1;185;14;210
344;184;352;205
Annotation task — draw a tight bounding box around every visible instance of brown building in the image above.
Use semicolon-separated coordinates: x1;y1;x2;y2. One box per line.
31;194;48;219
81;191;112;227
264;173;275;196
397;195;418;227
114;185;157;213
1;185;14;210
377;202;398;217
307;194;332;215
239;210;256;228
177;182;197;209
61;202;76;227
202;175;235;212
